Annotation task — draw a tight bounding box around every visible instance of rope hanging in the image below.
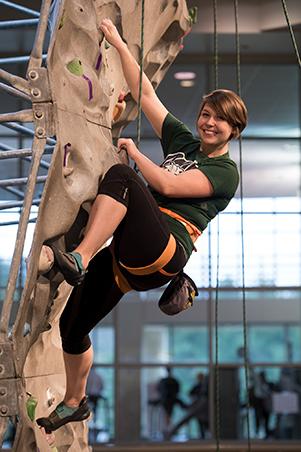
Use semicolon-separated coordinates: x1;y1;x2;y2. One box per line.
234;1;251;449
134;0;145;173
212;2;221;450
280;0;301;68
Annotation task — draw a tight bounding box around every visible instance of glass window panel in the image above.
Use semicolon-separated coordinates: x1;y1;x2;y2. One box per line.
91;327;114;364
141;366;208;441
203;197;301;288
215;325;244;363
287;326;301;363
142;325;169;363
88;366;114;443
239;366;301;440
220;65;300;138
172;326;208;363
249;326;286;363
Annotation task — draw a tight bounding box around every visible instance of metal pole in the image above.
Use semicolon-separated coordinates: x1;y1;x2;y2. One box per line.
0;198;40;210
0;136;46;336
0;109;34;123
0;82;31;101
0;0;40;18
0;149;33;159
0;143;54;153
2;185;25;199
0;19;39;30
0;145;51;168
0;54;47;64
0;218;36;227
28;0;52;70
2;122;56;145
0;175;47;187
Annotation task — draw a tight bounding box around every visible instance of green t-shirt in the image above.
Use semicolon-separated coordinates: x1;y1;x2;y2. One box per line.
151;113;239;256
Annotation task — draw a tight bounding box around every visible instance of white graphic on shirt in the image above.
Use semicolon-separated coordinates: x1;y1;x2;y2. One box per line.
161;152;198;175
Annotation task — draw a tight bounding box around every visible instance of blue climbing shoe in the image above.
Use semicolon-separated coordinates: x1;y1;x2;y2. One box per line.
36;396;91;433
51;246;86;286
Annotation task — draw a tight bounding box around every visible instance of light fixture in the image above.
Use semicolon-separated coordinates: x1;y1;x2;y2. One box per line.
174;71;196;80
180;80;195;88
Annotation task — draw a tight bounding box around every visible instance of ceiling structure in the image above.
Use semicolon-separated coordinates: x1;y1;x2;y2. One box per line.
0;0;300;199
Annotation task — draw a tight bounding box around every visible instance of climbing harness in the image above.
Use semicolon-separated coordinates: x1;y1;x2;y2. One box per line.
119;234;177;276
110;234;179;293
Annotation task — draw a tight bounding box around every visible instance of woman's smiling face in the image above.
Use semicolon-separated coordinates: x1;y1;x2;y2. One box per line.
197;103;234;153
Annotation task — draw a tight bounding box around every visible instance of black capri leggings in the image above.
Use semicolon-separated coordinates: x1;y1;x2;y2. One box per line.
60;164;188;354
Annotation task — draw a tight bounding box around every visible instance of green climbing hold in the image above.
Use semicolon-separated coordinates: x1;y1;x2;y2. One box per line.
189;6;198;25
58;10;66;29
104;39;111;50
26;393;38;421
67;58;84;76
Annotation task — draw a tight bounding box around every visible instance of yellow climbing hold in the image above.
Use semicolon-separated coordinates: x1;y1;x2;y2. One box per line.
58;9;66;29
113;100;126;122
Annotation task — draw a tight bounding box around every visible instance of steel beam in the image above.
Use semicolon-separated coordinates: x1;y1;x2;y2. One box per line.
0;176;47;187
0;0;40;18
0;19;39;30
2;122;56;145
0;198;40;210
0;54;47;64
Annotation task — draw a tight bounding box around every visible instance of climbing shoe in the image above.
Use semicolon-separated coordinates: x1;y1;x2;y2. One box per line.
36;396;91;433
51;246;86;286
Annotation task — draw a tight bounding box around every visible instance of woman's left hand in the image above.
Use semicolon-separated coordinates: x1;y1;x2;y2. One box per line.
117;138;139;161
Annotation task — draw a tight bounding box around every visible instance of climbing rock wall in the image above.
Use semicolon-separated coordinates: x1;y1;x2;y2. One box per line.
4;1;191;450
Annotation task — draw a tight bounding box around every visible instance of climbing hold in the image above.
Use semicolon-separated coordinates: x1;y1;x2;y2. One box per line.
63;167;74;177
26;393;38;421
82;74;93;100
118;91;126;102
189;6;198;25
67;58;84;77
63;143;71;166
95;47;102;70
67;59;93;100
38;245;54;275
58;9;66;29
46;388;55;408
113;100;126;122
104;39;111;50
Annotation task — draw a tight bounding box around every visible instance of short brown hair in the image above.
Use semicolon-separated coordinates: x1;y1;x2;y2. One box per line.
198;89;248;139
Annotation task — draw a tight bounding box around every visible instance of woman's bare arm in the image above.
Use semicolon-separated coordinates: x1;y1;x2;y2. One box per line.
100;19;168;138
118;138;214;198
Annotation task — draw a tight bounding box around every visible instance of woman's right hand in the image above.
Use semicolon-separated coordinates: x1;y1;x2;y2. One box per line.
99;18;125;50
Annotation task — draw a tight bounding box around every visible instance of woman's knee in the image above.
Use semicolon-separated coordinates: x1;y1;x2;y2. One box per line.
103;163;136;181
61;334;91;355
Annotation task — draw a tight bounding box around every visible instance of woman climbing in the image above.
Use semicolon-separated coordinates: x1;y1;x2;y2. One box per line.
37;18;247;432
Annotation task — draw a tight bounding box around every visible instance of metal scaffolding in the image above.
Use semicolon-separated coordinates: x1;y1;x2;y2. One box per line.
0;0;54;447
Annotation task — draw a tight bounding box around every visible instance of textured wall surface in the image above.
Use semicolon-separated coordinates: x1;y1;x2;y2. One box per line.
0;1;191;450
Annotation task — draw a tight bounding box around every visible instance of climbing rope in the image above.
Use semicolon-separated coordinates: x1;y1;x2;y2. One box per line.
134;0;145;173
234;1;251;449
213;0;219;89
280;0;301;68
212;1;222;449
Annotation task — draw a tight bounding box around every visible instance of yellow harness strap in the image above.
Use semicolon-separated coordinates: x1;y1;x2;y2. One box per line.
119;234;177;276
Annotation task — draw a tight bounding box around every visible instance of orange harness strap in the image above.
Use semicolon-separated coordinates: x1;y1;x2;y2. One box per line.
111;251;132;294
159;207;201;243
119;234;177;276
